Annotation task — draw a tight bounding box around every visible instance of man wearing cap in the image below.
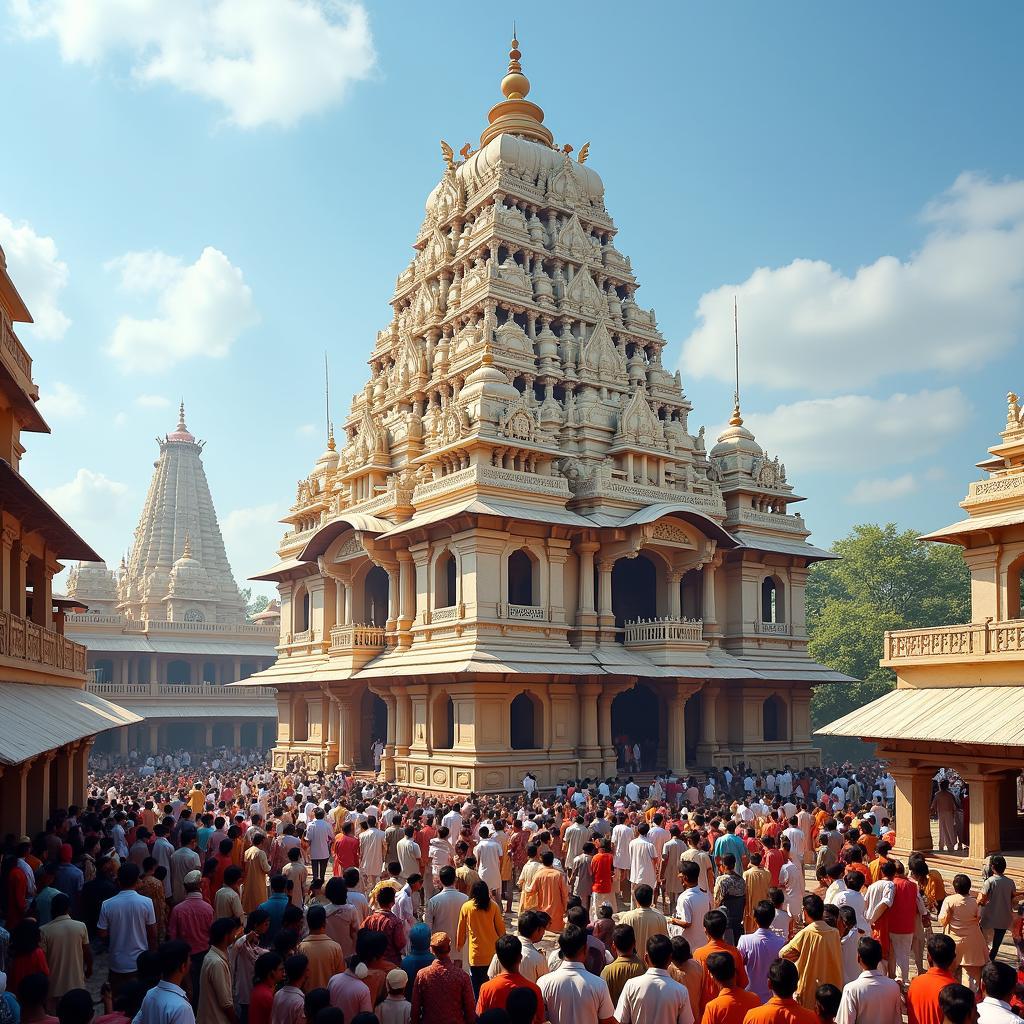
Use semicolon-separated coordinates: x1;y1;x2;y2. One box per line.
171;834;202;906
410;932;476;1024
380;968;411;1023
168;870;214;1005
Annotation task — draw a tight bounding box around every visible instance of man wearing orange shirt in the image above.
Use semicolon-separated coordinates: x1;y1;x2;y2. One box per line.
693;910;747;1018
742;959;817;1024
905;934;958;1024
699;951;759;1024
476;934;543;1024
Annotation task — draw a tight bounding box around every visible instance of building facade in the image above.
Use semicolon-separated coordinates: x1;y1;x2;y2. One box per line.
250;40;849;791
821;392;1024;863
0;244;138;834
65;405;278;755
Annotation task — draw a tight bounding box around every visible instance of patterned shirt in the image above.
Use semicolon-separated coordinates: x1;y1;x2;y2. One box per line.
410;957;476;1024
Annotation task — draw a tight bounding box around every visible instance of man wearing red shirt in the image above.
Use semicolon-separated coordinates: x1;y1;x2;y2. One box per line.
590;839;614;915
694;910;748;1018
332;822;360;877
476;935;543;1024
889;866;923;984
248;951;284;1024
761;836;787;887
363;886;407;966
906;932;958;1024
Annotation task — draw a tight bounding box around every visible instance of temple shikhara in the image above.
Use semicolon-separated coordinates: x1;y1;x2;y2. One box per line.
0;245;136;835
821;392;1024;864
65;404;278;754
250;39;849;791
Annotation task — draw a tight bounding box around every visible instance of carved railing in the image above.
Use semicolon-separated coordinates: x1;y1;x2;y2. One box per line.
505;603;547;621
754;621;791;635
429;606;459;623
2;320;33;383
623;617;704;645
0;610;87;674
885;620;1024;660
66;614;278;636
329;624;386;652
86;680;275;698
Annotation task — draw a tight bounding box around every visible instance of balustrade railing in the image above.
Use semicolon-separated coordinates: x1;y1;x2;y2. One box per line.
885;620;1024;660
329;624;387;651
622;617;704;645
505;603;547;621
86;680;275;698
754;621;791;636
0;609;87;674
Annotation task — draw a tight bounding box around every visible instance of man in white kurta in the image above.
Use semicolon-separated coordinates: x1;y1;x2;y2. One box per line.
473;828;504;898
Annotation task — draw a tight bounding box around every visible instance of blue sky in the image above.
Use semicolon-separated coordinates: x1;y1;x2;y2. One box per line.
2;1;1022;596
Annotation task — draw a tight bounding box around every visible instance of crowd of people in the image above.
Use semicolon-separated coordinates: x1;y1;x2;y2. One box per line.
0;753;1020;1024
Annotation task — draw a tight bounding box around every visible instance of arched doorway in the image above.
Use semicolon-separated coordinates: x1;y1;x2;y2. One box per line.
612;555;658;636
359;689;388;768
363;566;389;626
508;550;536;606
431;691;455;750
612;682;662;771
510;692;541;750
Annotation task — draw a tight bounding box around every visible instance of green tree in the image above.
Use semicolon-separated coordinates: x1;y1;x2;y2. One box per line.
807;523;970;737
239;586;270;622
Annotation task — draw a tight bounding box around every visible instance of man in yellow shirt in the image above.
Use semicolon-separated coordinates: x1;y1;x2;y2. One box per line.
188;783;206;816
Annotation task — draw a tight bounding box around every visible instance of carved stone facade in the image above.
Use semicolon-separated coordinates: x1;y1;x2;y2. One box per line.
251;40;849;789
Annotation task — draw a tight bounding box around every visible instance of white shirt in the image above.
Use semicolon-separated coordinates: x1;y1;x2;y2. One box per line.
673;887;710;950
306;819;333;860
397;837;422;879
474;837;503;887
835;888;870;934
703;783;715;801
537;961;615;1024
487;937;549;982
648;826;670;859
131;980;195;1024
424;886;465;944
835;969;902;1024
98;889;157;972
625;782;640;802
629;836;658;886
840;929;863;984
612;824;634;870
441;810;463;835
615;967;693;1024
865;880;895;923
977;996;1021;1023
782;826;804;860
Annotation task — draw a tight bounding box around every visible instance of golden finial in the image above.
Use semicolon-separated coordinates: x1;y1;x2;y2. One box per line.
480;31;553;148
730;295;743;425
502;34;529;100
182;531;193;559
177;399;187;432
327;423;336;451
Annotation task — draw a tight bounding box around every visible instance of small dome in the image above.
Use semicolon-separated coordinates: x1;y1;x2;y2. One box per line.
315;429;340;471
460;348;519;402
710;405;763;460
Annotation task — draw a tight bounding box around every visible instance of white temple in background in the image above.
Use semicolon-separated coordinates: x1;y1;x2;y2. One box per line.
66;404;278;755
248;38;850;791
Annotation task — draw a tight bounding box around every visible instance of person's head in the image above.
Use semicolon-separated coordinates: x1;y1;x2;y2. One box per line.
634;883;653;908
270;874;288;894
767;958;800;999
159;940;192;985
284;954;309;988
856;936;883;971
926;932;957;971
990;854;1007;875
981;960;1016;1002
210;916;241;949
117;861;141;889
556;924;587;962
17;973;50;1012
439;865;456;888
670;936;691;966
407;922;430;954
802;893;825;922
753;899;775;930
505;986;538;1024
952;873;972;896
254;952;284;985
611;924;636;958
644;934;672;970
517;910;546;943
703;909;728;940
303;988;330;1022
815;983;842;1023
385;967;408;997
50;892;71;919
495;934;523;973
938;982;978;1024
306;904;327;932
681;861;700;888
377;885;395;909
836;905;857;937
471;880;491;911
705;951;737;988
429;931;452;958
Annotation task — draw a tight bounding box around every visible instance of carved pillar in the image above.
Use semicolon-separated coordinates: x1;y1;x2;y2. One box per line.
578;681;602;759
667;572;682;620
667;684;698;774
397;551;415;643
26;754;54;833
337;699;355;770
0;758;30;836
598;691;616;776
333;578;344;627
149;657;159;692
962;772;1002;858
204;722;214;748
119;726;129;755
343;582;354;625
575;542;598;622
596;559;615;642
11;542;29;618
702;552;722;636
0;529;13;612
256;722;265;749
386;568;400;632
381;693;397;780
696;683;719;765
395;690;412;757
72;740;93;806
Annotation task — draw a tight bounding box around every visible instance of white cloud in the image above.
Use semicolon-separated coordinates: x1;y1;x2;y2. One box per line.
221;503;285;588
13;0;376;128
37;381;84;420
44;468;133;564
134;394;171;408
734;387;970;475
295;423;317;437
0;212;70;340
846;474;919;504
681;173;1024;391
106;246;259;372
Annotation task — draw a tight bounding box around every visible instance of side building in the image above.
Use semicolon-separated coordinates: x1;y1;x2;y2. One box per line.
821;392;1024;865
248;41;851;790
65;405;278;756
0;244;138;834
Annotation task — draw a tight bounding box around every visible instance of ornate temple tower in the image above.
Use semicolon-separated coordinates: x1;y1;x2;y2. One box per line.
251;40;849;788
65;404;277;755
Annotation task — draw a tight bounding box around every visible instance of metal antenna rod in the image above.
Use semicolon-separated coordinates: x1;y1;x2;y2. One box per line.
324;351;331;438
733;295;740;412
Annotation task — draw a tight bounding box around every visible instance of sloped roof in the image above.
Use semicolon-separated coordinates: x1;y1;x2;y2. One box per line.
816;685;1024;746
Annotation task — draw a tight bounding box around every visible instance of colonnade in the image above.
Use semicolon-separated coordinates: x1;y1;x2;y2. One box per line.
0;737;93;836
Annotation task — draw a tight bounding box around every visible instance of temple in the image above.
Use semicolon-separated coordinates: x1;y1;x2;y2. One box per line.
0;244;137;835
65;404;278;754
249;38;849;790
821;391;1024;865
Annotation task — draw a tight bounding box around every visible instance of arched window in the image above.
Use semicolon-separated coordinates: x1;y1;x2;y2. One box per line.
508;549;535;606
510;692;541;750
761;576;785;623
183;608;204;622
294;586;310;633
167;659;191;684
436;551;457;608
1007;553;1024;619
763;695;788;742
363;566;389;627
292;695;309;741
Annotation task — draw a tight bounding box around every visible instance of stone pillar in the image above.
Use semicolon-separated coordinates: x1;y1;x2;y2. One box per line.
598;691;616;776
696;683;719;764
667;572;682;619
256;722;265;749
149;657;159;692
72;740;93;807
596;559;615;642
702;554;720;635
232;722;242;749
381;693;397;780
149;723;159;752
397;552;414;647
337;699;356;770
11;543;29;618
962;772;1002;858
386;568;400;632
578;681;601;759
0;529;13;612
667;684;698;774
26;755;52;833
0;759;29;836
204;723;214;748
395;690;412;757
232;657;241;682
892;766;934;853
119;726;129;755
53;743;74;810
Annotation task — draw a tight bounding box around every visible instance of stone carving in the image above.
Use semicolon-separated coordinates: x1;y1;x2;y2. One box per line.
500;397;538;441
651;521;692;545
563;268;606;317
614;385;663;448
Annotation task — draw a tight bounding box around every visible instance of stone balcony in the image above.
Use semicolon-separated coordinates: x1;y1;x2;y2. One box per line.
86;679;275;699
622;617;705;649
326;623;387;669
883;620;1024;665
0;609;87;678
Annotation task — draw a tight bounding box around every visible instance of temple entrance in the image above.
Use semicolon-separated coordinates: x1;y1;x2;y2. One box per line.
612;682;662;772
359;689;388;768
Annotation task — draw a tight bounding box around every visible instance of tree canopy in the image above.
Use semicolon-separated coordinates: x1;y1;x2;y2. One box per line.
240;586;270;621
807;523;970;733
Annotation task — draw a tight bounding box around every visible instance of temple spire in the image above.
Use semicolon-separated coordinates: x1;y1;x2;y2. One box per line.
480;32;553;148
730;295;743;427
